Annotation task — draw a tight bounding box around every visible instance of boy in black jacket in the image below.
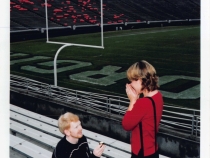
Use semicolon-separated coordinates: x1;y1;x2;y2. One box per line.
52;112;105;158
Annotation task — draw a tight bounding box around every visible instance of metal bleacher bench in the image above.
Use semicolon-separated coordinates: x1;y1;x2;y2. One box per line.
10;134;52;158
10;104;168;158
10;104;130;158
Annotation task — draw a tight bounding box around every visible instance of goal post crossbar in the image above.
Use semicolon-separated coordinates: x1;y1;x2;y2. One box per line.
45;0;104;48
45;0;104;86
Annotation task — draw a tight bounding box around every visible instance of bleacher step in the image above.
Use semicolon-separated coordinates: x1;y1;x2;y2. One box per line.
10;134;52;158
10;111;130;158
10;104;169;158
10;104;131;153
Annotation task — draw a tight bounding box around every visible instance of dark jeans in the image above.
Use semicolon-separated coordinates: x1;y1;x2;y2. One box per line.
131;150;159;158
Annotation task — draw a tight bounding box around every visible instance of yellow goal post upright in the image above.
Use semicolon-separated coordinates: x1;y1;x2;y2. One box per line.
44;0;104;86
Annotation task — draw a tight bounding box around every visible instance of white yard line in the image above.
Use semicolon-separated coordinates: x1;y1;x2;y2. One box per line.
104;27;199;39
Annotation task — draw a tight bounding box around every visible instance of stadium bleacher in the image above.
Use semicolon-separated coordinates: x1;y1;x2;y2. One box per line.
10;0;61;29
10;134;52;158
10;104;169;158
10;0;200;30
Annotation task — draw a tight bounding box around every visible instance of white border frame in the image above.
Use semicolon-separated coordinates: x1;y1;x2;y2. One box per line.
4;1;209;157
200;0;210;157
0;0;9;157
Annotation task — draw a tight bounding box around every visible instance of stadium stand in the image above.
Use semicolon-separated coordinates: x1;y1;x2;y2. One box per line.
10;21;28;31
10;0;200;30
10;0;61;29
10;104;168;158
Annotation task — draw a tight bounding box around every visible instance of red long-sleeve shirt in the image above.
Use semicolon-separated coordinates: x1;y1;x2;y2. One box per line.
122;91;163;156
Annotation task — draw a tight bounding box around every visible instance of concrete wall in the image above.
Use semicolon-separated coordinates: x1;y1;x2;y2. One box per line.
10;90;200;158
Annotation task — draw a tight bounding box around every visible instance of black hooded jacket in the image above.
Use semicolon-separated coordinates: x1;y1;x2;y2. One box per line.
52;135;99;158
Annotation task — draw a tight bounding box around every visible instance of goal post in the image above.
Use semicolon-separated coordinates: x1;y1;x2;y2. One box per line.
44;0;104;48
44;0;104;86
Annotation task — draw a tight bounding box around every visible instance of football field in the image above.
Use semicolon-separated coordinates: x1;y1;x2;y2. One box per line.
10;25;200;109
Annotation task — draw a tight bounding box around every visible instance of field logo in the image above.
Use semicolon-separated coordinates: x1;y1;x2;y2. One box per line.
70;65;125;86
11;56;51;65
21;60;91;73
159;76;200;99
11;53;200;99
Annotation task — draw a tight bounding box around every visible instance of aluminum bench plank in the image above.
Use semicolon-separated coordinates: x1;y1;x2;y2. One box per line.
10;104;169;158
10;111;130;158
10;119;59;148
10;111;63;138
10;134;52;158
10;104;131;153
86;137;130;158
10;120;107;158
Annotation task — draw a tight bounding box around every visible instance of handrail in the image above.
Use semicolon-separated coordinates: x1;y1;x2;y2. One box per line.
10;74;200;138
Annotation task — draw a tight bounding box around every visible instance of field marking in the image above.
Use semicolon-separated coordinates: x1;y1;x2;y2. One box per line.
159;75;200;99
158;67;199;76
104;27;199;39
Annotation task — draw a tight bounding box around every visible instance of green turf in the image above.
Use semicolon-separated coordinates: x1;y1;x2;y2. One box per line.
10;25;200;109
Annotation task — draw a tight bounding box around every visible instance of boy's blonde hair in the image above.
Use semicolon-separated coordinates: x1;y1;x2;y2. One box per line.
58;112;79;134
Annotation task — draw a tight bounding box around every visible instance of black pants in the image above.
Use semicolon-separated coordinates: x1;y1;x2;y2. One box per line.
131;150;159;158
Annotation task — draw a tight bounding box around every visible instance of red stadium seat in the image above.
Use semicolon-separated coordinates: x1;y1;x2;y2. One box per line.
19;8;28;11
13;5;21;9
41;3;52;7
53;9;63;13
64;13;69;17
56;15;64;19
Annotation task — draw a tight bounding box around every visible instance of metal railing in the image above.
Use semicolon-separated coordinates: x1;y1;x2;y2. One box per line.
10;74;200;138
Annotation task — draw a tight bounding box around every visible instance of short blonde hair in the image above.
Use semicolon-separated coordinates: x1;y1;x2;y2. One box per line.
58;112;79;134
126;60;159;91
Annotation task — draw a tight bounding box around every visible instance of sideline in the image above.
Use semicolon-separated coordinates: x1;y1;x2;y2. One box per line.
104;26;199;39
